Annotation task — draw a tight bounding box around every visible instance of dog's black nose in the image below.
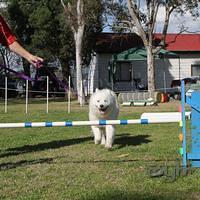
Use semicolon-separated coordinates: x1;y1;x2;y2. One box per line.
100;104;104;108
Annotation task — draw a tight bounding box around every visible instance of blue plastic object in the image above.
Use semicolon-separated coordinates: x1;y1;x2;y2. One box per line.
181;80;200;167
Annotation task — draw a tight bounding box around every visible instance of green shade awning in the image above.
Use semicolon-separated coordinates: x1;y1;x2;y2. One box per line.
111;47;179;61
108;47;179;88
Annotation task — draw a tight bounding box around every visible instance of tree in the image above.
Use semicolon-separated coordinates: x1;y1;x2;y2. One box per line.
61;0;85;106
6;0;103;99
105;0;200;93
0;5;23;77
7;0;75;88
61;0;103;106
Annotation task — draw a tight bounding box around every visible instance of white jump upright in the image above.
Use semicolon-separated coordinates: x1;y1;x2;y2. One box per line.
68;75;71;114
141;112;191;122
46;76;49;114
25;79;28;114
5;76;7;113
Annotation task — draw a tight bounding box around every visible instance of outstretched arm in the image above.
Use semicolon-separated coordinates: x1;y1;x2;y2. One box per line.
0;14;43;68
9;41;43;68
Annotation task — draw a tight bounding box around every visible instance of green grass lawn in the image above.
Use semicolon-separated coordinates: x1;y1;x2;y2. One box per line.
0;99;199;200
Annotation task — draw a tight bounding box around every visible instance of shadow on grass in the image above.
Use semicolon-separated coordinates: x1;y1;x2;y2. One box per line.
115;134;151;149
0;134;161;171
0;157;167;172
0;157;53;171
0;136;93;158
0;134;151;158
81;190;185;200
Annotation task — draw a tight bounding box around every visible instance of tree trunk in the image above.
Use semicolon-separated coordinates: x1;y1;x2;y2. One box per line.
146;46;155;95
75;31;85;106
61;0;86;106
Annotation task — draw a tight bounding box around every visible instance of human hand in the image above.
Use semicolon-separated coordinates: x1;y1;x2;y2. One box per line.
8;41;44;67
27;54;44;68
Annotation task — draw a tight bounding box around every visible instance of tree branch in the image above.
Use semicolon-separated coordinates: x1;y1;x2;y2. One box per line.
151;2;160;33
77;0;84;26
60;0;76;34
154;2;174;53
127;0;148;45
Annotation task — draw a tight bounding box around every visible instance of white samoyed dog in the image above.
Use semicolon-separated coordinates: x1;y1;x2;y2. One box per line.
89;88;119;148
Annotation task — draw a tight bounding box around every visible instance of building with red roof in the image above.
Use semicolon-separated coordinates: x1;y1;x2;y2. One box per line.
88;33;200;94
155;33;200;52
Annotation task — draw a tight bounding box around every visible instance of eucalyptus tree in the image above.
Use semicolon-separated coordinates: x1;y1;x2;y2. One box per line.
105;0;200;93
61;0;103;106
5;0;72;88
6;0;103;100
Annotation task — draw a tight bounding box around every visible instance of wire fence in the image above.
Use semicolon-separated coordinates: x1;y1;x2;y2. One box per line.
0;76;74;114
0;75;182;114
0;86;68;95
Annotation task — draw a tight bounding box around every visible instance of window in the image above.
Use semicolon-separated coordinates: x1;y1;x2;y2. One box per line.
115;62;131;81
191;64;200;76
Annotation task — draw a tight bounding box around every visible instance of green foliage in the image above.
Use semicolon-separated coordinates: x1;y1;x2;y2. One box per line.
61;0;103;66
7;0;34;45
6;0;103;79
63;0;73;4
82;0;103;65
28;2;61;59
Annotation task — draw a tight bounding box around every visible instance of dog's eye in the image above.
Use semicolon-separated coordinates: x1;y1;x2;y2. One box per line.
97;100;100;102
104;100;107;102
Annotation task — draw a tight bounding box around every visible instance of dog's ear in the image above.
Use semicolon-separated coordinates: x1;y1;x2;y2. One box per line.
108;89;116;97
95;88;99;92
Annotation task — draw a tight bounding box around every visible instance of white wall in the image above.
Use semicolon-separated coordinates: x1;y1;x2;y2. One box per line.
98;53;113;89
88;52;200;92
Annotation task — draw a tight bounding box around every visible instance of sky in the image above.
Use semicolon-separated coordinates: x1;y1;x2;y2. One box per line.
155;7;200;33
103;2;200;34
1;1;199;33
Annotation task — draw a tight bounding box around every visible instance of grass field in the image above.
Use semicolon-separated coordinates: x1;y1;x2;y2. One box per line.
0;99;199;200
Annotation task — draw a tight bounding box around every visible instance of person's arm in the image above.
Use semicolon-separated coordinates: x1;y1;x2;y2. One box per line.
9;41;43;67
0;15;43;67
0;15;16;46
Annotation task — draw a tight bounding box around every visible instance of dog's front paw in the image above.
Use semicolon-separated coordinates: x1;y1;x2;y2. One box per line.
101;136;106;145
105;144;112;149
94;139;101;145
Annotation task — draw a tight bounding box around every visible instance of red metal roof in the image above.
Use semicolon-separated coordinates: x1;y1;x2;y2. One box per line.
95;33;143;53
155;33;200;52
96;33;200;53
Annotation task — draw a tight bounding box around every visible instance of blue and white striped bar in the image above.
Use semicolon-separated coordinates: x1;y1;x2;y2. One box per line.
0;118;180;128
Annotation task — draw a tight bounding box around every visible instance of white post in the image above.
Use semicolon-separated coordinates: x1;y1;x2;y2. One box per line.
5;76;7;113
25;79;28;114
163;72;166;93
131;66;134;91
68;76;71;113
46;76;49;114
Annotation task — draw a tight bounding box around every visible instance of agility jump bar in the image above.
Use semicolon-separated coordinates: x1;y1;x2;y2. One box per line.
0;118;181;128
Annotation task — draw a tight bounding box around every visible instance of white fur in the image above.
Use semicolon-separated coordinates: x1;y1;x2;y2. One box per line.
89;89;119;148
